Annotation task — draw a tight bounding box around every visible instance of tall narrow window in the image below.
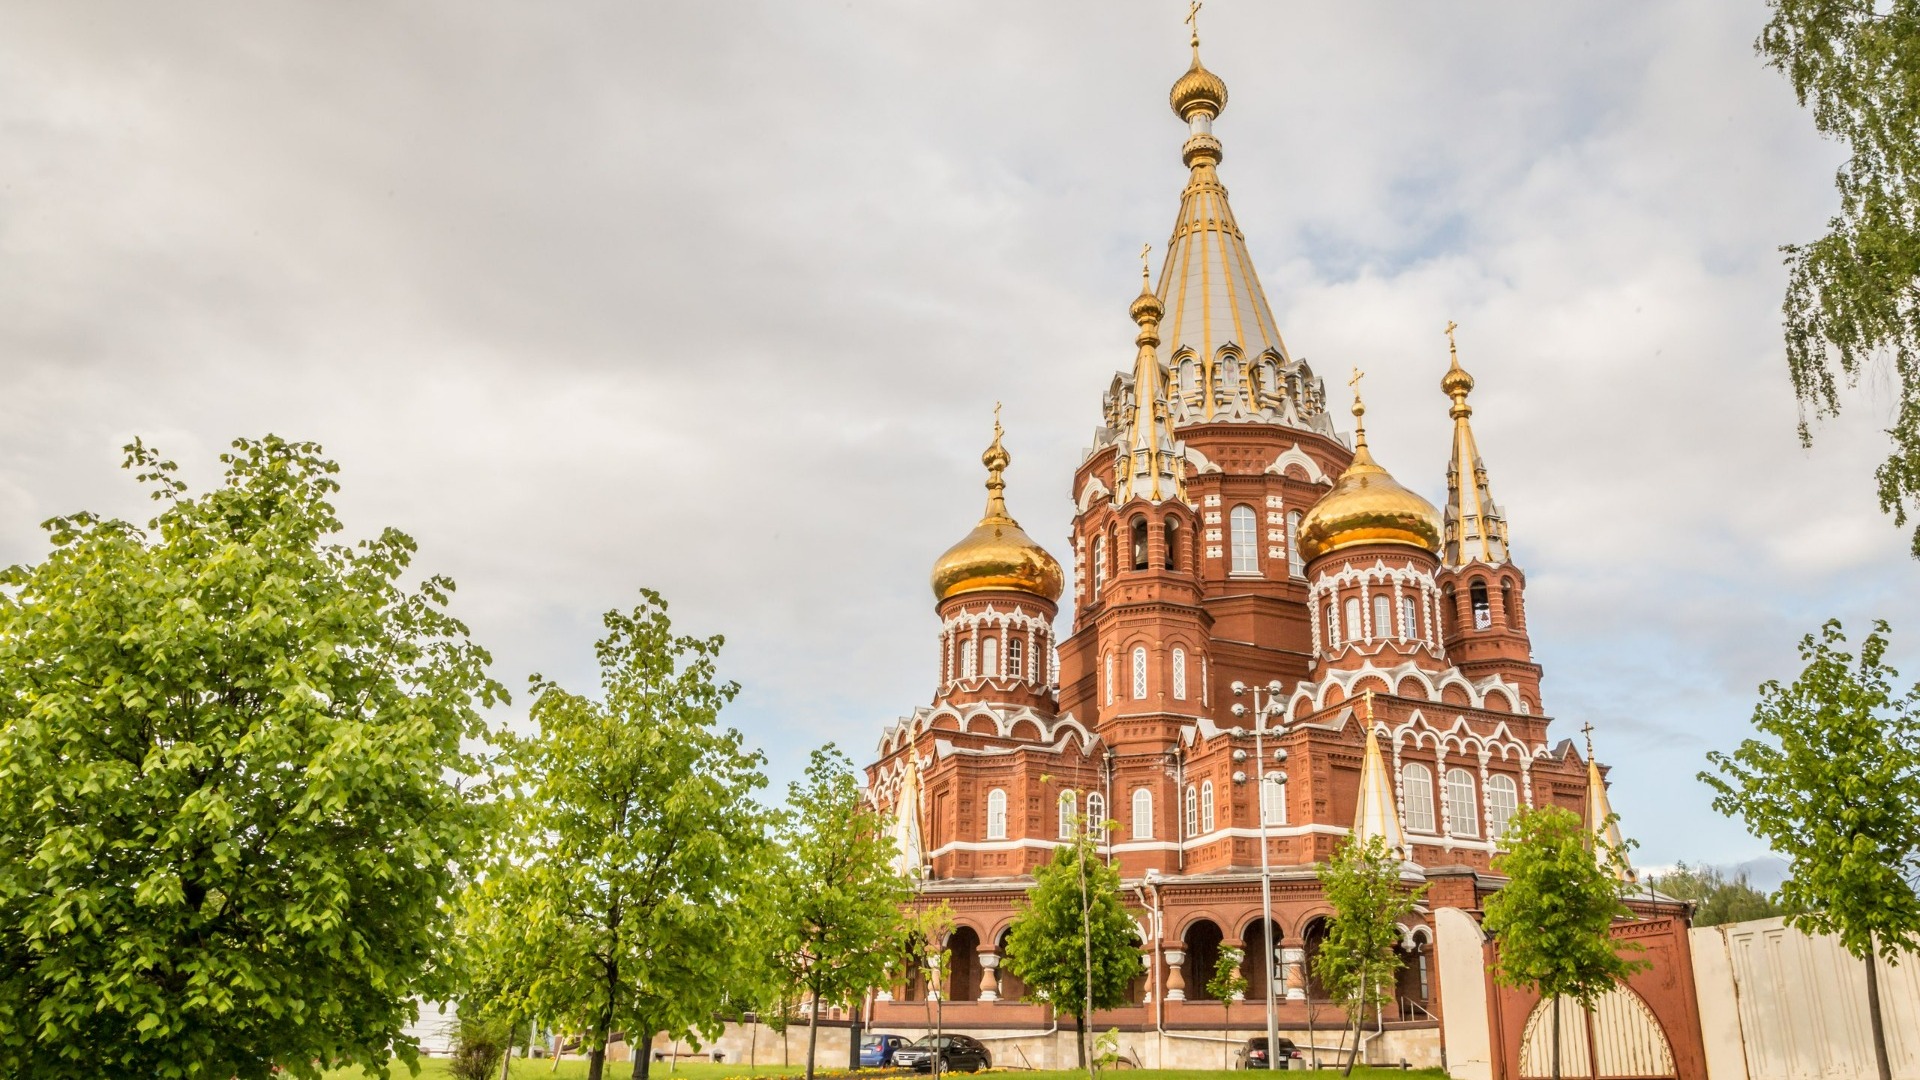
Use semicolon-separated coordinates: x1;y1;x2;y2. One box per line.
1130;517;1149;571
1345;597;1363;642
1164;519;1179;570
1132;788;1154;840
1086;792;1106;836
1471;581;1491;630
1262;773;1287;825
1059;791;1077;839
1444;768;1480;837
986;789;1007;840
1007;636;1024;678
1442;585;1457;637
1287;511;1304;577
1171;647;1188;700
1502;580;1516;627
981;637;999;678
962;641;977;679
1372;595;1392;643
1132;646;1148;699
1400;596;1418;642
1401;764;1436;833
1185;785;1199;837
1327;602;1341;647
1093;536;1107;597
1230;506;1258;574
1486;774;1518;841
1104;653;1115;706
1200;780;1216;832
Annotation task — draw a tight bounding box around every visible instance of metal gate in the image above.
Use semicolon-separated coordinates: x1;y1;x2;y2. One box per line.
1519;986;1676;1080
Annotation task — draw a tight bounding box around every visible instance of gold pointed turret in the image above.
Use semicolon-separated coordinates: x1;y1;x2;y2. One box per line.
1584;724;1632;882
931;411;1065;602
1351;691;1408;852
1115;256;1187;505
1441;322;1511;565
1298;372;1443;560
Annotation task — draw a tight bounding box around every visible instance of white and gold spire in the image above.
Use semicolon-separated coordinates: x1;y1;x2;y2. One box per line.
1115;250;1188;505
1583;723;1633;882
1441;322;1511;566
1351;691;1408;853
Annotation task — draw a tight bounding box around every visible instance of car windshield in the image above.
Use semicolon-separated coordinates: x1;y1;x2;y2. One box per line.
861;1037;883;1049
910;1036;954;1048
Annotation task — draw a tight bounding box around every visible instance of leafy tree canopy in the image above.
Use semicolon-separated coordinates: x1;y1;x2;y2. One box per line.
1482;806;1646;1007
1644;862;1786;927
0;437;505;1080
1760;1;1920;552
461;591;772;1080
1001;845;1140;1022
1702;619;1920;960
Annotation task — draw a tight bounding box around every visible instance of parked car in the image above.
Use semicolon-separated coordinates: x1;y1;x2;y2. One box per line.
891;1034;993;1073
859;1033;911;1068
1236;1036;1303;1069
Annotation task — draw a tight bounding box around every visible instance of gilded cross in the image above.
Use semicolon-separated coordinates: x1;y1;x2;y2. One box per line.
1362;688;1374;722
1580;721;1596;757
1445;320;1460;359
994;400;1003;434
1185;1;1202;46
1140;242;1152;282
1348;366;1366;403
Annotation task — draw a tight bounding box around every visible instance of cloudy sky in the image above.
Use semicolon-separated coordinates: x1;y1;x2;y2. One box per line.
1;2;1911;875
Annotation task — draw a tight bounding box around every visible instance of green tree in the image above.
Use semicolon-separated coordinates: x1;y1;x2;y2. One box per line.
1702;619;1920;1080
1645;862;1786;927
1759;1;1920;553
1205;946;1246;1069
767;745;912;1080
1001;828;1139;1072
1482;806;1646;1080
461;591;772;1080
1312;836;1425;1077
0;436;503;1080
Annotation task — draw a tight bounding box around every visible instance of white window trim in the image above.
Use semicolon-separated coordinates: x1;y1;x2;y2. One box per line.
986;788;1008;841
1132;788;1154;840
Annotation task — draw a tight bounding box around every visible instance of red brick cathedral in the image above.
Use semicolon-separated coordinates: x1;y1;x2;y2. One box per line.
865;33;1625;1035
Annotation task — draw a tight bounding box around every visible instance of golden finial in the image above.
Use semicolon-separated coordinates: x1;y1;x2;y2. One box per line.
982;404;1011;520
1140;242;1152;285
1347;366;1371;448
1445;320;1460;358
1362;687;1375;722
1186;0;1203;50
1581;721;1596;760
1441;320;1475;402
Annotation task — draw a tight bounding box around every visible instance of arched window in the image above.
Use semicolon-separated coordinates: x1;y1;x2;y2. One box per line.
1093;535;1107;597
1327;602;1341;647
1372;595;1392;643
1486;774;1519;841
981;637;1000;678
1185;785;1199;837
1230;506;1259;574
1501;579;1516;627
962;640;977;679
1132;788;1154;839
1180;358;1199;395
1171;647;1188;700
1287;511;1303;577
1007;636;1024;678
1262;773;1287;825
1200;780;1216;833
1104;653;1115;706
1132;646;1148;699
1164;519;1179;570
1400;596;1418;641
986;789;1008;840
1059;791;1077;839
1130;516;1149;571
1444;768;1480;837
1471;580;1491;630
1087;792;1106;836
1345;597;1363;642
1401;764;1436;833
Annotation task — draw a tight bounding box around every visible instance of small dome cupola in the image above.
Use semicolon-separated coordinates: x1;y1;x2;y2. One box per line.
930;410;1065;603
1298;371;1443;561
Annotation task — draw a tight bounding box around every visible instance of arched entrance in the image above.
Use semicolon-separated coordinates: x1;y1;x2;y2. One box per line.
1300;916;1332;1001
995;929;1026;1003
1182;919;1225;1000
1240;917;1284;1006
1518;987;1676;1080
947;927;981;1002
1394;926;1434;1019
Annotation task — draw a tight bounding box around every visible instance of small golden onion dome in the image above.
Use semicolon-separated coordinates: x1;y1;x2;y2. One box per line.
1298;394;1443;561
1170;53;1227;121
930;415;1065;603
1130;283;1164;324
1441;355;1475;398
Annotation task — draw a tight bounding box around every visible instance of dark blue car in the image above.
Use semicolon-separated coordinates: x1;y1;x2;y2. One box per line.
859;1033;910;1068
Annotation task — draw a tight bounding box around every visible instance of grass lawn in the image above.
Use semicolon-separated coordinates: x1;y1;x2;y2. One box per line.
323;1064;1445;1080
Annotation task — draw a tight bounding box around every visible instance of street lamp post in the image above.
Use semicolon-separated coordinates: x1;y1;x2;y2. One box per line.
1231;679;1287;1070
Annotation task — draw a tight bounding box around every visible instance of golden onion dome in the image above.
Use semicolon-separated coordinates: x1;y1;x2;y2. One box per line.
930;413;1065;604
1170;52;1228;121
1298;387;1443;562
